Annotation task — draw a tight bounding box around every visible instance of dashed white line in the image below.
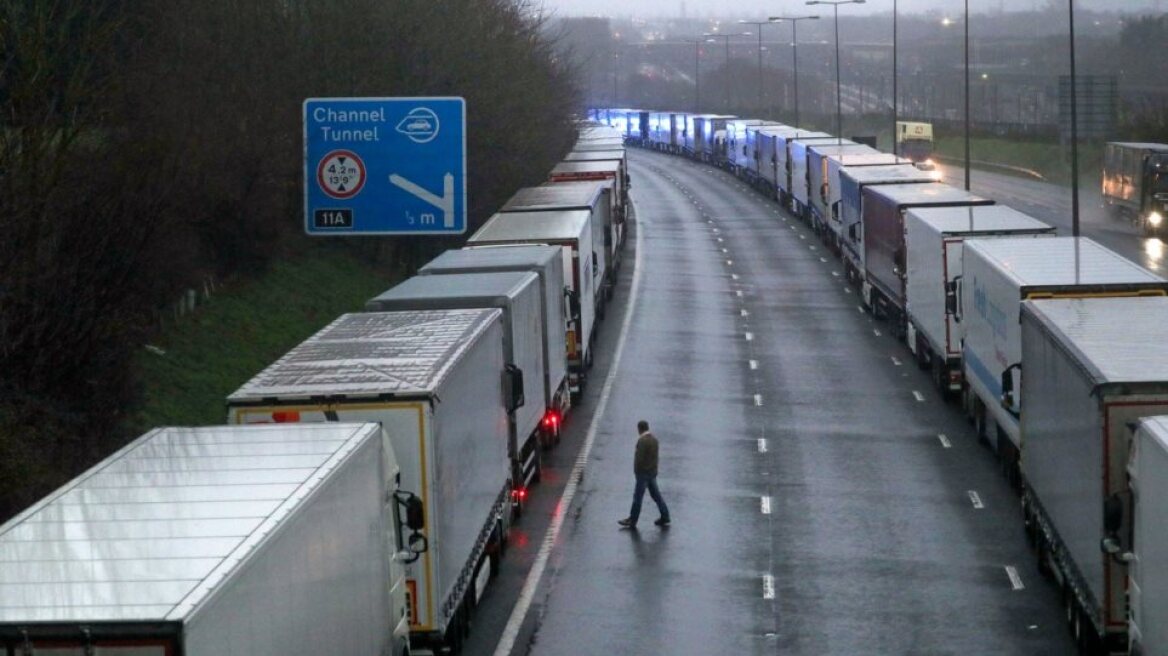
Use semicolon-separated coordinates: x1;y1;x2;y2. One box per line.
726;260;734;266
760;496;772;514
757;438;768;452
832;271;841;277
763;574;776;599
749;359;759;370
1006;566;1025;590
721;248;728;254
968;491;984;509
873;328;882;337
938;433;952;448
891;356;902;366
741;309;749;317
819;257;828;263
744;332;754;341
912;391;926;402
736;290;744;297
754;394;763;406
843;287;852;294
731;274;740;280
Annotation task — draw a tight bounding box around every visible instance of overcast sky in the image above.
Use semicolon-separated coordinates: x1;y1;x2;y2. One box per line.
537;0;1165;19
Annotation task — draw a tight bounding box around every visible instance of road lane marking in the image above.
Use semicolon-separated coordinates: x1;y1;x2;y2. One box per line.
832;271;841;277
749;360;758;370
873;328;882;337
757;438;768;452
722;248;728;254
745;332;754;341
731;274;740;280
760;496;772;514
741;309;749;317
736;290;744;297
754;394;763;406
492;192;646;656
891;356;902;366
913;391;926;402
1006;566;1025;590
763;574;776;599
843;287;852;294
819;257;828;263
938;433;952;448
726;260;734;266
968;491;984;509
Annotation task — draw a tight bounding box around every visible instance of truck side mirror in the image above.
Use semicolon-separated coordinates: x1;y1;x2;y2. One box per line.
1000;363;1021;418
592;252;599;277
504;364;525;413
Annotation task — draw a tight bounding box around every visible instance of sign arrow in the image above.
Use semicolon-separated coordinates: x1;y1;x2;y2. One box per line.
389;172;455;228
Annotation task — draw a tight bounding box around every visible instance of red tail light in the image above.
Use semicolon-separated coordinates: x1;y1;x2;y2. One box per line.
512;488;528;500
542;410;561;429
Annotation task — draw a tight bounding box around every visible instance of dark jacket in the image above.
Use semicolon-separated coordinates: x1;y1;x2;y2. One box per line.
634;431;659;477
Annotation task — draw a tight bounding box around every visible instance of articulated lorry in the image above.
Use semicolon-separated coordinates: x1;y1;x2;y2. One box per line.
838;164;940;286
813;152;914;249
960;238;1168;484
0;423;424;656
1102;142;1168;237
903;205;1053;395
228;309;514;653
1018;296;1168;653
794;141;877;225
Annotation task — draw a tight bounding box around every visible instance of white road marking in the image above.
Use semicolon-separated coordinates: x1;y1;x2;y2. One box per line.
832;271;841;277
741;309;749;317
717;237;724;242
856;306;864;314
721;248;728;253
913;391;926;402
843;287;852;294
819;257;828;263
891;356;902;366
745;332;754;341
763;574;776;599
749;359;759;370
731;274;740;280
1006;566;1025;591
873;328;882;337
968;491;984;509
938;433;952;448
757;438;768;452
726;259;734;266
492;194;646;656
736;290;744;297
760;496;772;514
754;394;763;406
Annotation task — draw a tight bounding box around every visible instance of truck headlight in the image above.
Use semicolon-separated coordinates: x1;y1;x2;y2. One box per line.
1150;211;1164;227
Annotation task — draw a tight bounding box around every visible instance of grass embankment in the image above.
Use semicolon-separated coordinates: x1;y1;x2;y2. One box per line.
933;136;1103;186
131;248;394;431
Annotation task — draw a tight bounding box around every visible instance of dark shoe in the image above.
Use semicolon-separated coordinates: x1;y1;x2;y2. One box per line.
654;517;671;527
618;518;635;528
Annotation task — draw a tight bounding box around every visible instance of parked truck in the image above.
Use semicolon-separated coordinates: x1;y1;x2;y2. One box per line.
0;423;424;656
903;205;1053;395
813;152;914;251
1102;142;1168;236
895;120;934;163
960;237;1168;485
1114;416;1168;656
228;309;515;653
365;272;547;503
793;141;876;224
1017;296;1168;653
418;245;569;441
861;183;994;336
468;209;596;395
549;160;628;229
838;164;939;286
773;131;835;208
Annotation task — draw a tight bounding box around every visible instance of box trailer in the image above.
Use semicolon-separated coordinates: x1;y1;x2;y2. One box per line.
549;160;628;227
365;272;547;498
816;152;916;248
903;205;1053;394
418;245;569;437
1102;142;1168;236
793;141;875;223
693;114;735;163
669;112;688;154
749;126;823;200
0;423;422;656
726;119;782;173
861;183;994;335
507;180;618;303
546;167;626;255
960;237;1168;480
1018;297;1168;653
1120;416;1168;656
468;209;596;395
838;164;938;285
773;131;834;207
228;309;513;652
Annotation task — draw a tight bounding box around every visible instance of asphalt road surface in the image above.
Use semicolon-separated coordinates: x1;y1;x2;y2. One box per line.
470;148;1078;656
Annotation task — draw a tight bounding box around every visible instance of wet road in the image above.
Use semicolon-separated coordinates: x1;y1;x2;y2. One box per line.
938;164;1168;276
484;149;1076;655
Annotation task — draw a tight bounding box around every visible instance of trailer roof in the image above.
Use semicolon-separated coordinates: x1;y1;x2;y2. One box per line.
503;182;606;212
1107;142;1168;152
827;152;913;167
807;143;880;159
865;182;992;207
419;245;562;275
1022;296;1168;385
470;209;591;243
366;271;538;312
550;160;621;176
906;205;1052;234
564;150;626;162
1137;416;1168;451
789;136;857;147
0;423;382;623
841;164;938;185
572;141;625;152
967;237;1165;288
229;309;502;401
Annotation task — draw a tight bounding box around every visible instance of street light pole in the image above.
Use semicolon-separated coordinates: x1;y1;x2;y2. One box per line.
892;0;897;155
964;0;971;190
769;15;820;127
807;0;865;143
703;32;753;111
1068;0;1080;237
739;20;775;112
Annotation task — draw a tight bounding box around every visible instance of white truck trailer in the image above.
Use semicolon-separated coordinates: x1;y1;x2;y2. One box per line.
838;164;938;285
903;205;1053;395
1118;416;1168;656
786;137;860;218
802;143;880;232
812;151;911;247
0;423;423;656
960;238;1168;484
418;245;569;440
365;272;546;499
469;209;596;396
1018;297;1168;653
228;309;514;653
772;130;834;208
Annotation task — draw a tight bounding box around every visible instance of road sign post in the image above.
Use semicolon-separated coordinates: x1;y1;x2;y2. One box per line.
304;97;467;235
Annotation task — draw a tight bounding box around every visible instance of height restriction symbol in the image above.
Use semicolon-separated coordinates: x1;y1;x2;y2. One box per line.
317;150;366;199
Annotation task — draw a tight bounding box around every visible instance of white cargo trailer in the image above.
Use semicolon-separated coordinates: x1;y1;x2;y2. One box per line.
1018;297;1168;653
773;131;833;207
903;205;1053;394
787;137;860;218
838;164;938;285
802;143;880;231
1122;416;1168;656
468;209;596;395
961;238;1168;482
365;272;546;496
228;309;514;652
813;152;912;247
0;423;421;656
418;245;570;439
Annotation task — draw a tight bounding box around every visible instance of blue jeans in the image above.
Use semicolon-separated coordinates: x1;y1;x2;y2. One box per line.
629;473;670;524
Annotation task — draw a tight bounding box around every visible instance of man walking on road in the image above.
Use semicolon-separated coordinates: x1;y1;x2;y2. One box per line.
619;420;671;528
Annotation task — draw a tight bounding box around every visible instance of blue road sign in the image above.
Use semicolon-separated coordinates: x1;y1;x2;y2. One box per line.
304;97;467;235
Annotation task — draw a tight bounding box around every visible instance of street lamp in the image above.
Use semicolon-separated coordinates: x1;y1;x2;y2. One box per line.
892;0;897;155
769;15;819;127
941;10;971;190
806;0;865;143
1068;0;1081;237
739;20;777;112
681;39;704;113
703;31;753;111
